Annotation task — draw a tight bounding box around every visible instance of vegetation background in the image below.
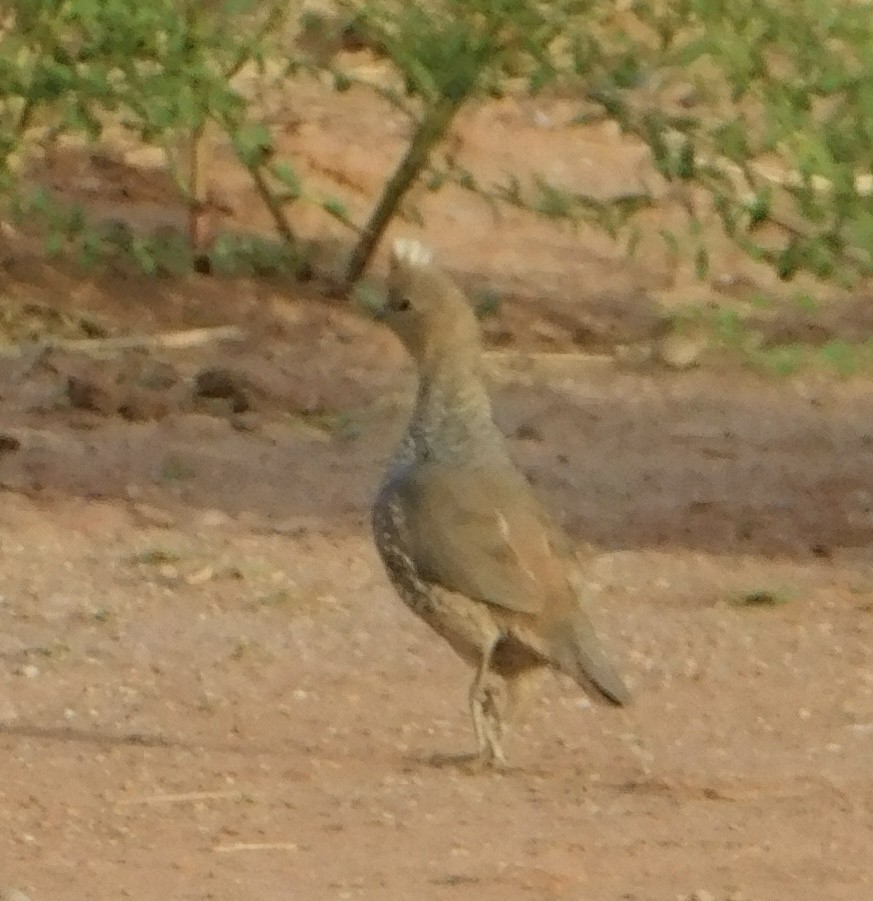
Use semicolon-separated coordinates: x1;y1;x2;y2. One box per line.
3;0;873;358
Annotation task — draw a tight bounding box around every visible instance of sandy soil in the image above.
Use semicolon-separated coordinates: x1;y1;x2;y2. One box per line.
1;67;873;901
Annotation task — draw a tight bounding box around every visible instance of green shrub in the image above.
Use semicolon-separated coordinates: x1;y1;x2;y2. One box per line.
3;0;873;289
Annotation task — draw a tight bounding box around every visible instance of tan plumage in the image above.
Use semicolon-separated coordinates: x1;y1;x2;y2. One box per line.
372;238;630;766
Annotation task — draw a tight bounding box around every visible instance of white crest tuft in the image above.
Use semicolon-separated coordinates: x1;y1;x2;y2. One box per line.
391;237;433;268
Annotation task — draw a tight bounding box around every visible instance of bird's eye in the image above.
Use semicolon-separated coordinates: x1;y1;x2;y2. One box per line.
395;297;411;312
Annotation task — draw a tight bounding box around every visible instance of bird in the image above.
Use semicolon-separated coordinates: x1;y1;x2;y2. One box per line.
371;238;630;767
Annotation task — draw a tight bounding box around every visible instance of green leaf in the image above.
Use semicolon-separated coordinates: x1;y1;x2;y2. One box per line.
694;245;709;280
676;141;695;180
659;228;680;261
776;241;803;280
746;189;772;230
44;232;64;258
426;169;447;191
820;339;858;377
322;197;351;224
232;122;273;169
713;193;737;237
712;119;749;160
625;225;642;258
333;71;352;93
131;237;158;276
272;163;302;200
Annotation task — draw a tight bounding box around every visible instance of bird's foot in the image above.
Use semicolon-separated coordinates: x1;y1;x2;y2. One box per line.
424;750;480;769
481;684;507;741
482;744;509;772
468;681;509;770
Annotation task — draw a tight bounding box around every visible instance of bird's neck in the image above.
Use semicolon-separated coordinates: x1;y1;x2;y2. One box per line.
405;353;508;464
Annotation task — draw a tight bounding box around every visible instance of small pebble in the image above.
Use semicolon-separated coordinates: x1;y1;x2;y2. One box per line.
0;889;32;901
0;434;21;454
201;509;230;528
195;367;240;399
0;698;18;723
132;503;176;529
186;566;215;586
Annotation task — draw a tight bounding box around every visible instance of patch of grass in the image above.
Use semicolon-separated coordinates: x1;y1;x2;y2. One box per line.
748;291;774;309
711;308;747;348
130;547;183;566
0;297;111;344
207;233;306;278
230;639;251;661
228;638;275;663
256;588;297;607
663;303;760;356
472;287;502;319
792;291;820;313
29;640;72;659
818;339;860;377
751;343;807;377
667;299;873;378
751;338;873;378
663;303;704;329
160;455;196;482
294;410;361;442
197;694;218;714
733;589;793;608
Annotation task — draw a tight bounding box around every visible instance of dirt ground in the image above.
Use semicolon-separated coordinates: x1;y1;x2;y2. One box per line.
2;71;873;901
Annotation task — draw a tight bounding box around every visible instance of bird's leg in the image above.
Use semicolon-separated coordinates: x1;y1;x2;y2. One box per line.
469;639;507;768
481;682;506;740
478;666;546;762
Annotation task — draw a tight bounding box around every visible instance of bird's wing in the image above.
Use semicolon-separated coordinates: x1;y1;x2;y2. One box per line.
395;462;572;615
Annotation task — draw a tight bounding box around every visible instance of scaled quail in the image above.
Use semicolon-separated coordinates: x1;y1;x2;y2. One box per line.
372;239;630;766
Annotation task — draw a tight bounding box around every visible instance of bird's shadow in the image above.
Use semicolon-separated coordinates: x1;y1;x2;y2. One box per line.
401;749;524;775
0;721;175;749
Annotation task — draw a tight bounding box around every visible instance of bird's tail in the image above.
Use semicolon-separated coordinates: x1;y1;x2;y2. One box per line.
547;614;631;706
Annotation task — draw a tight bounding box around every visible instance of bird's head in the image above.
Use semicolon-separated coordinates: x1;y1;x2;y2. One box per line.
380;238;481;367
